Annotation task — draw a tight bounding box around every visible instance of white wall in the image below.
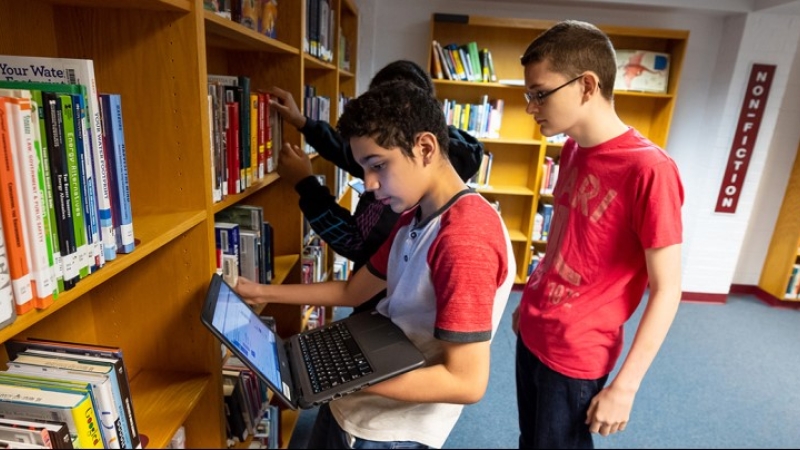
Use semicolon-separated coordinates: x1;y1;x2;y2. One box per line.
351;0;800;295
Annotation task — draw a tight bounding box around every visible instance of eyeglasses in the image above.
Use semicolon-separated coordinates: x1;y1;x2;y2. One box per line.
524;74;585;106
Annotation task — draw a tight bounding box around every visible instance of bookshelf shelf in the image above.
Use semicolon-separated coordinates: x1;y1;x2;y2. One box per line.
45;0;192;11
280;409;300;449
339;68;355;78
129;370;211;449
304;53;337;71
204;11;300;54
429;13;687;281
211;173;281;214
0;210;207;343
479;138;541;146
475;185;535;196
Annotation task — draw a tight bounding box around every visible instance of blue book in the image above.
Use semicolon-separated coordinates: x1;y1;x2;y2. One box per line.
71;93;102;272
541;204;554;240
100;93;134;254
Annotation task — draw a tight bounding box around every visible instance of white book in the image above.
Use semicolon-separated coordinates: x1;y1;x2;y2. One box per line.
0;216;16;329
2;95;55;309
0;55;116;263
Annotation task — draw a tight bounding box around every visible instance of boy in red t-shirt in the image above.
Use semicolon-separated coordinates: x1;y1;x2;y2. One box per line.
514;20;684;448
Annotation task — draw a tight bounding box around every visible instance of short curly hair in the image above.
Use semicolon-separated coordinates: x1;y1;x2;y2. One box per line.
337;80;449;159
368;59;436;96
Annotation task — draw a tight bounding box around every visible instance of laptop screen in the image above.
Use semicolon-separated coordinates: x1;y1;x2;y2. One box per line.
211;279;284;391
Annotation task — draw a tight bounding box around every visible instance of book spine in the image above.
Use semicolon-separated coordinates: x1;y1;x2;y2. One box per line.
249;93;258;184
106;94;134;254
0;98;34;312
87;88;115;264
0;209;16;329
226;101;241;195
72;93;102;272
59;95;90;279
67;389;104;449
30;90;63;296
238;76;251;189
42;93;78;289
7;96;54;309
257;92;266;179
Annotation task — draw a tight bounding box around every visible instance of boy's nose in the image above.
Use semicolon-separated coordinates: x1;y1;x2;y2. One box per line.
364;173;380;191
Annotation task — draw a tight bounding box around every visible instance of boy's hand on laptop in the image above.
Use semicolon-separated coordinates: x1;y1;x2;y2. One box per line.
234;277;267;307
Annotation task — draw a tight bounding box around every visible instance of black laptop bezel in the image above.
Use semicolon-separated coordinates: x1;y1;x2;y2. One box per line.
200;273;301;410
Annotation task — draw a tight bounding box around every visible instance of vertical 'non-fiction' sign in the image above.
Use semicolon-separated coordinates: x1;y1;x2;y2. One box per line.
715;63;776;214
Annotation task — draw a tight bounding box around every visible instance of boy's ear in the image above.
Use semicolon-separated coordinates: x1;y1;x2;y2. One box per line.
582;72;601;99
416;132;438;163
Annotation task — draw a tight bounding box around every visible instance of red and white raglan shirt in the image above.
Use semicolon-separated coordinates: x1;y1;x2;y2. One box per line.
519;127;684;380
330;190;516;448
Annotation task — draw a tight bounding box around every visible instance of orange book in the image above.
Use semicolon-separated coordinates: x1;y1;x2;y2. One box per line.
4;95;55;310
0;97;33;314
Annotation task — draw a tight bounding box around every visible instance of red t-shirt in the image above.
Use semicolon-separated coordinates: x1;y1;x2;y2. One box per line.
519;128;684;379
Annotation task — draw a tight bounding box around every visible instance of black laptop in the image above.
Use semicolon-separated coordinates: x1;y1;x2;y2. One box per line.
201;273;426;410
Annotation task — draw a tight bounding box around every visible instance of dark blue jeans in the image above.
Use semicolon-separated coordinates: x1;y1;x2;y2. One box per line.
515;335;609;449
306;403;430;449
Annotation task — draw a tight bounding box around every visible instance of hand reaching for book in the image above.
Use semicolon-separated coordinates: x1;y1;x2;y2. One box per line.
278;143;314;187
234;277;269;307
269;86;307;130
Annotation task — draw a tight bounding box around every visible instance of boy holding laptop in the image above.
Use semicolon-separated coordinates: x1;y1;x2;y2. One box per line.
234;80;515;449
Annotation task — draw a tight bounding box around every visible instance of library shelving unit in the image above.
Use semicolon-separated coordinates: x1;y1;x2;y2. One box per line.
0;0;358;448
758;139;800;302
428;13;688;283
306;0;360;297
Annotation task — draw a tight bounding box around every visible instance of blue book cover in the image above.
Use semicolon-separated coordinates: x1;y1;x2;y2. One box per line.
71;94;102;272
100;94;134;254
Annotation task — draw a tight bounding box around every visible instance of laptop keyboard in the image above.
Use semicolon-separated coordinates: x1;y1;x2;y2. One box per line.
299;322;374;394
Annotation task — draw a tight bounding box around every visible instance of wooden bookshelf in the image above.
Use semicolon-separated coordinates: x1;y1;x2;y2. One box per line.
0;0;358;447
428;13;688;282
759;139;800;301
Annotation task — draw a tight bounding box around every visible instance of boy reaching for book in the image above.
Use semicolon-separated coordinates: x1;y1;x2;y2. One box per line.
234;80;515;449
513;20;684;448
269;60;484;314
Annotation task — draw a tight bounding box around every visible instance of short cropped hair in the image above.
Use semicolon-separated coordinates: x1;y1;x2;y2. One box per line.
520;20;616;100
338;80;449;159
368;59;436;96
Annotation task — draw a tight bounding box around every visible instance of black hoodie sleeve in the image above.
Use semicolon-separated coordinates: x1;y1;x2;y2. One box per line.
293;175;367;263
447;125;485;182
300;117;365;179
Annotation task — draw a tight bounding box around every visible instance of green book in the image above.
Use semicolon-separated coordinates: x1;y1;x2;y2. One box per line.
58;94;89;279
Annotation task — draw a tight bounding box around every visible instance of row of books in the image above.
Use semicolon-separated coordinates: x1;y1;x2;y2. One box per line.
785;264;800;300
528;248;545;276
214;205;276;289
442;96;504;140
301;85;331;155
430;40;497;83
541;157;560;195
204;0;279;39
305;0;336;63
0;55;136;328
532;203;554;242
222;350;279;448
207;75;282;203
0;337;141;449
467;152;494;188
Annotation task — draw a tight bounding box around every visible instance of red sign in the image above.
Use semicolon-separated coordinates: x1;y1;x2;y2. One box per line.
715;63;776;213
